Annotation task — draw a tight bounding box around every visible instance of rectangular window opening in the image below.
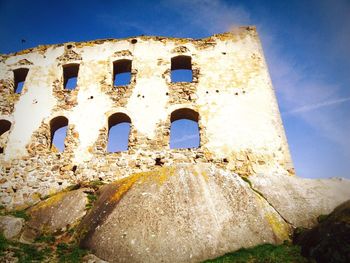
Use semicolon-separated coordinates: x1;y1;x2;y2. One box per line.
13;68;29;93
63;64;79;90
113;60;132;86
171;56;192;83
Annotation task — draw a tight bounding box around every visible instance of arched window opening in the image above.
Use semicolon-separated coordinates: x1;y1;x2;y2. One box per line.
0;120;11;153
50;116;68;152
63;63;79;90
107;113;131;152
171;56;192;83
13;68;29;93
170;108;199;149
113;59;132;86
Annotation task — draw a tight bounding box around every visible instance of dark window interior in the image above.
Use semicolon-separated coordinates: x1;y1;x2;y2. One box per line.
63;64;79;90
171;56;192;83
0;120;11;153
113;59;132;86
13;68;29;93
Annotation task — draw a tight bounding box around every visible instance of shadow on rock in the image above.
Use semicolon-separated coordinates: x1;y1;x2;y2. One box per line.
294;200;350;263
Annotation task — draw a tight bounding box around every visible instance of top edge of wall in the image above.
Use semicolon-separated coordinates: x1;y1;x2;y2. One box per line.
0;26;257;58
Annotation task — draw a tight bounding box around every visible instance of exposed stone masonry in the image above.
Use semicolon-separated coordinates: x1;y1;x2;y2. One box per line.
0;27;294;209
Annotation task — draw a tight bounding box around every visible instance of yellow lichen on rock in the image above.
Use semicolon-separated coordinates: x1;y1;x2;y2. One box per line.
264;212;291;242
29;191;67;213
20;188;88;242
80;163;297;263
109;173;144;202
110;166;177;202
109;165;214;205
254;194;291;242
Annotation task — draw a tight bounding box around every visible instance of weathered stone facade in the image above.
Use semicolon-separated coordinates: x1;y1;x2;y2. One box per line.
0;26;293;209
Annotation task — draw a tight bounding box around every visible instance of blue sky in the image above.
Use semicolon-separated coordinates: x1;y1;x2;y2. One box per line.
1;0;349;179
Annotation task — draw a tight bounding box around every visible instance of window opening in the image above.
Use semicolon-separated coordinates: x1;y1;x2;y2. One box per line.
171;56;192;83
63;64;79;90
170;108;199;149
13;68;29;93
113;59;132;86
107;113;131;152
0;120;11;153
50;116;68;152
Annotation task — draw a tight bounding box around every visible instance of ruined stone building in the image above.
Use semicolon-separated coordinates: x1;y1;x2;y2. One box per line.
0;26;293;209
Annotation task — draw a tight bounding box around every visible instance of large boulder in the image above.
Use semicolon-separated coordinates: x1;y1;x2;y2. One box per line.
250;172;350;227
20;188;89;243
79;164;291;263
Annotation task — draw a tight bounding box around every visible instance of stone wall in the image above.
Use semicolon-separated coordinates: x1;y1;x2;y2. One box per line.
0;26;294;209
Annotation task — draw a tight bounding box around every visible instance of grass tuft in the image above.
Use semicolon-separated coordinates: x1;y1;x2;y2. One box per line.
8;210;30;220
35;234;56;244
0;233;52;262
0;208;30;221
0;234;9;256
85;193;98;210
57;242;88;263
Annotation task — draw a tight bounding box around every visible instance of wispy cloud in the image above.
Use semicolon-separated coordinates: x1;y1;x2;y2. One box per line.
171;134;199;144
283;97;350;115
165;0;350;174
164;0;250;34
253;2;350;161
95;0;350;176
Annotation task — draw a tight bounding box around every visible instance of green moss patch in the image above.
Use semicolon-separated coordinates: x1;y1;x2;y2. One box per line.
0;233;51;262
1;232;88;263
203;242;309;263
85;193;98;210
0;208;30;221
56;242;88;263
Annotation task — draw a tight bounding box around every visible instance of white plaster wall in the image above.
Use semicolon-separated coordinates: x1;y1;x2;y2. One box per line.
69;61;113;163
0;29;292;168
196;34;288;160
2;46;68;159
126;40;170;138
5;65;56;159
